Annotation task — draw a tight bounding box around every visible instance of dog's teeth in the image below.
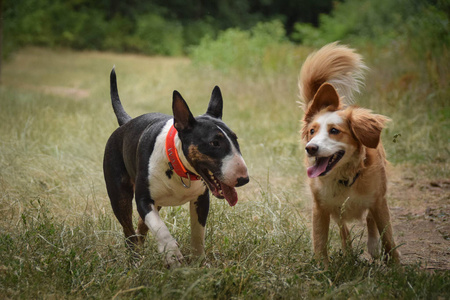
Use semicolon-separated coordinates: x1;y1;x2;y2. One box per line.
329;154;337;165
208;170;213;176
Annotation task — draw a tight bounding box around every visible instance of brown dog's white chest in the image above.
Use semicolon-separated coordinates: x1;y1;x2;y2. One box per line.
311;178;376;221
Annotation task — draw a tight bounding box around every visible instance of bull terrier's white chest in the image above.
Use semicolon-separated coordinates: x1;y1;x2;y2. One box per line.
150;174;206;206
147;121;207;207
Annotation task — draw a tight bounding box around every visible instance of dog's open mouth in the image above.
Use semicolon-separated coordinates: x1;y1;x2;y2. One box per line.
307;150;345;178
202;170;238;206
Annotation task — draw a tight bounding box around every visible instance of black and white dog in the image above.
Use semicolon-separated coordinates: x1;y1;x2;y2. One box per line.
103;68;249;267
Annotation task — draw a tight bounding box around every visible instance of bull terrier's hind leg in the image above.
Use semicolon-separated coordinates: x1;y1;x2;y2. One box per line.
103;155;137;247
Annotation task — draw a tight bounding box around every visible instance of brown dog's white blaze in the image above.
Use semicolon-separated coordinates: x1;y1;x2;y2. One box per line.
304;111;350;178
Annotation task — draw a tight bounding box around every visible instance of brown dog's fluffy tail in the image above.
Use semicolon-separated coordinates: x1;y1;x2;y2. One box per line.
298;42;367;110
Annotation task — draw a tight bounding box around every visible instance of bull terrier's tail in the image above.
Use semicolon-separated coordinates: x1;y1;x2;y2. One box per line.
110;67;132;126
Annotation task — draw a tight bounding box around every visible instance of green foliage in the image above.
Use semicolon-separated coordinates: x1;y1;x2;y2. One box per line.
133;13;184;56
3;0;335;57
190;20;296;74
291;0;449;58
182;18;217;50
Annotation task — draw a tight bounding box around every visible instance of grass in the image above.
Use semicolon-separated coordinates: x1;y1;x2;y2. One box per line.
0;47;449;299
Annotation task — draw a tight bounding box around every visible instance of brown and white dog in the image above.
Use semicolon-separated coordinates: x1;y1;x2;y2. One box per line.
298;43;400;267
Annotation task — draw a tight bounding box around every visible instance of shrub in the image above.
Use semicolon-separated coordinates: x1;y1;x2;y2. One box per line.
182;18;217;49
291;0;449;58
132;13;184;56
190;19;293;73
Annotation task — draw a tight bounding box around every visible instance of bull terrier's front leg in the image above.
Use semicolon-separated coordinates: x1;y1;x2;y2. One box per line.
189;189;210;257
144;204;183;267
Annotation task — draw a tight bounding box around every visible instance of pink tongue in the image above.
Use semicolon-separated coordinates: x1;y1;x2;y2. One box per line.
307;157;330;178
221;183;238;206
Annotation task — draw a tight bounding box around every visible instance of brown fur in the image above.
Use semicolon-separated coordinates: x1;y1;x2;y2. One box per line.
299;43;400;268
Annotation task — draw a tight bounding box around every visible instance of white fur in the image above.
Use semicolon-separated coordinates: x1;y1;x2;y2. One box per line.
217;126;248;186
147;119;206;207
311;178;377;221
306;112;347;157
144;205;183;265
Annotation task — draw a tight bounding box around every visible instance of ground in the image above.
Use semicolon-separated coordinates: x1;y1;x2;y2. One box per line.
389;165;450;270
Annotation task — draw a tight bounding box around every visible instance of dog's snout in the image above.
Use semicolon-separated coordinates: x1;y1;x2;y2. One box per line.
305;144;319;156
236;176;249;187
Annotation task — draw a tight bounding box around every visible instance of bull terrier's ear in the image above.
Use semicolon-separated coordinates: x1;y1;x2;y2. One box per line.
206;86;223;119
173;91;196;131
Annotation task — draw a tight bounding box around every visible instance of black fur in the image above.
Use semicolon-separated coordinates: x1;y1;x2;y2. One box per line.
103;68;248;265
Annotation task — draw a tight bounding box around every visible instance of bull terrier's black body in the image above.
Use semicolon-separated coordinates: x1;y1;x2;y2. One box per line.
103;68;249;266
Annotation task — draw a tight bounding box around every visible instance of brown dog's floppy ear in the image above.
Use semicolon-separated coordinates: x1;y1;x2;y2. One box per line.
172;91;196;131
348;108;390;148
304;83;340;123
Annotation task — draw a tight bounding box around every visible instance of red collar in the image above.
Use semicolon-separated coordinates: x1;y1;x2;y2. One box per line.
165;124;200;181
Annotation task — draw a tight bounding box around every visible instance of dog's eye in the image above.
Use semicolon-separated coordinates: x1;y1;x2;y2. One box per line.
210;140;220;147
310;128;315;135
330;128;340;135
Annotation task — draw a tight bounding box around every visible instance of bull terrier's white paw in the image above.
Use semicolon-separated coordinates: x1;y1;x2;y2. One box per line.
160;240;184;268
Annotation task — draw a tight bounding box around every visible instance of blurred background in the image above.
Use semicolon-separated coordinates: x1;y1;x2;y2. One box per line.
3;0;448;57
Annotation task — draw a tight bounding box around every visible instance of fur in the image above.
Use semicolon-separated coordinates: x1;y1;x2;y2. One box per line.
104;68;249;267
299;43;400;267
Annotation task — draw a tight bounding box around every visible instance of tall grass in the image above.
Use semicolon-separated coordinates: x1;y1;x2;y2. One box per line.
0;47;449;299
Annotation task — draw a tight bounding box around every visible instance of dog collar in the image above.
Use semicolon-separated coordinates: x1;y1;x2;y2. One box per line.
339;171;361;187
165;124;200;183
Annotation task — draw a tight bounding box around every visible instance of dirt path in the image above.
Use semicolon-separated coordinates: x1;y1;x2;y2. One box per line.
389;166;450;270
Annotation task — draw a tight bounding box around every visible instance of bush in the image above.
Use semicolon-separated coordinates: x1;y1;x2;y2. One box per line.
190;19;293;73
182;18;217;49
132;13;184;56
291;0;449;58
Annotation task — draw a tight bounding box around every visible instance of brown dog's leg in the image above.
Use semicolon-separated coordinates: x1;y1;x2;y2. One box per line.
312;202;330;267
370;198;400;263
338;221;352;254
366;211;380;258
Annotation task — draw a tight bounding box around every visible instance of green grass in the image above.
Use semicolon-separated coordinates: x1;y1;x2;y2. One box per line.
0;47;449;299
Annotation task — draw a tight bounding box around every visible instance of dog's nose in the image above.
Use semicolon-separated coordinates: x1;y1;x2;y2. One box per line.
305;144;319;155
235;176;249;187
